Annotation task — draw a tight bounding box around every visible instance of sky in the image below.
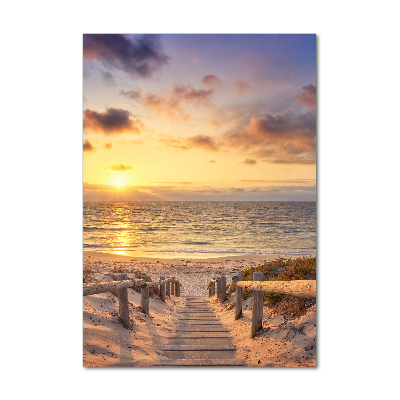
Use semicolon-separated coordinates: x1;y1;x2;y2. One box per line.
83;34;316;201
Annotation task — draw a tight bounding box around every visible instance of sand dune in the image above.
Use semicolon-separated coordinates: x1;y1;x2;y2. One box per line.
83;251;316;367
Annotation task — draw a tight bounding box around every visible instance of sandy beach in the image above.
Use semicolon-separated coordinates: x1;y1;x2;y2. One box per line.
83;250;309;296
83;250;316;367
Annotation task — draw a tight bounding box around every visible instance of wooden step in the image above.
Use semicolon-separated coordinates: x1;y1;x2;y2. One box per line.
185;300;208;302
178;315;216;317
156;296;245;366
159;359;246;367
161;338;233;346
162;332;231;338
160;344;236;351
176;320;222;325
162;351;236;360
180;306;211;308
175;326;230;332
177;318;219;321
178;311;216;314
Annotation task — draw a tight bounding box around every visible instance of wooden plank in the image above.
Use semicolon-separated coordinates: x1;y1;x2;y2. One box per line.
162;351;236;360
159;359;245;367
176;321;222;325
236;279;316;299
171;277;175;296
83;279;145;296
160;276;165;300
175;326;230;332
166;332;231;338
216;278;221;297
178;319;219;322
146;277;174;287
251;272;264;338
226;280;236;295
235;273;243;320
221;275;227;302
186;300;208;303
166;280;170;296
117;273;130;328
141;275;150;315
161;338;233;346
160;344;236;351
178;314;217;317
179;312;214;315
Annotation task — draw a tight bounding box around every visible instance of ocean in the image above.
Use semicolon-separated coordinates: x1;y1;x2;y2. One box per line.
83;201;316;258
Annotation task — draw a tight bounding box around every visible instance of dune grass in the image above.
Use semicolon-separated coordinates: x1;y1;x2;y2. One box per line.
240;257;316;316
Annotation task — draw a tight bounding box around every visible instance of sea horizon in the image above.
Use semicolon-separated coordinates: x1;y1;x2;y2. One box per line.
84;201;316;258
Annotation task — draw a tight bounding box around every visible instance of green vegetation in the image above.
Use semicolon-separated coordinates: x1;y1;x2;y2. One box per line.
239;257;316;317
227;301;236;310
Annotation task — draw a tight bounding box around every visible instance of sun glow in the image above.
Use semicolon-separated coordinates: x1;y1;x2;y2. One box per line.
112;175;126;188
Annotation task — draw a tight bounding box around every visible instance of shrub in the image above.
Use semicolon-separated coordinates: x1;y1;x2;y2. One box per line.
239;257;316;316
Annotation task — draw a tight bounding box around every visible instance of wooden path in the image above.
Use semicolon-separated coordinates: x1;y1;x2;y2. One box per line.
159;297;245;366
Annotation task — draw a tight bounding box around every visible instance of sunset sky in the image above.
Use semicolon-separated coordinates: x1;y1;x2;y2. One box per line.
83;34;316;201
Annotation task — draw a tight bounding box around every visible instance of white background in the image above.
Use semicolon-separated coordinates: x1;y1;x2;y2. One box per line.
1;1;399;399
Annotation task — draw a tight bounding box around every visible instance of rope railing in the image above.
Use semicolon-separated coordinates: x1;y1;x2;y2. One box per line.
83;274;182;328
207;272;316;337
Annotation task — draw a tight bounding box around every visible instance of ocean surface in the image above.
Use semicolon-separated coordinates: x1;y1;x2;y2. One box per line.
83;201;316;258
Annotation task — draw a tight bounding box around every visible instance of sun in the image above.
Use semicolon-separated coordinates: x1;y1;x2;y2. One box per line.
113;175;126;188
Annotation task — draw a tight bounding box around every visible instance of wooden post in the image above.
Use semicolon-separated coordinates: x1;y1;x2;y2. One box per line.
211;281;215;296
217;278;221;298
251;271;264;337
117;273;130;328
176;282;180;297
141;275;149;315
235;273;243;320
221;276;227;302
160;276;165;300
171;278;175;296
166;279;170;296
209;284;212;297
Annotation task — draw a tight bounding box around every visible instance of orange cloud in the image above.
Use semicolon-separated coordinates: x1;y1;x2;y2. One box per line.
295;84;316;110
83;108;143;135
233;79;249;94
202;75;223;87
159;135;221;152
159;138;188;150
144;93;187;120
241;158;257;165
140;84;215;120
186;135;220;152
225;111;316;164
83;140;95;152
109;164;132;172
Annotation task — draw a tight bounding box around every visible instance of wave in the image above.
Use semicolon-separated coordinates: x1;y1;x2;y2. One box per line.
83;226;172;232
144;248;313;256
182;241;211;245
83;243;314;256
83;244;141;250
84;226;129;231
